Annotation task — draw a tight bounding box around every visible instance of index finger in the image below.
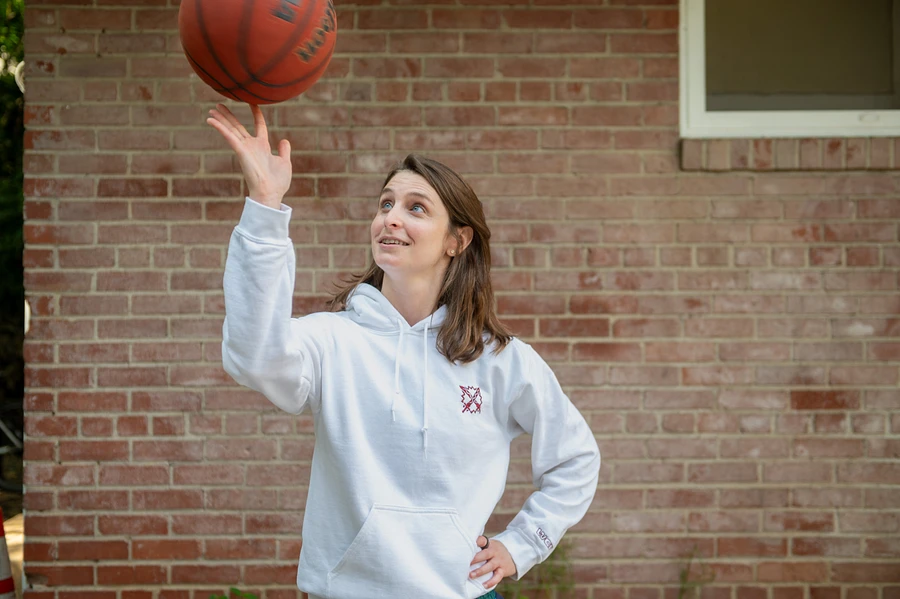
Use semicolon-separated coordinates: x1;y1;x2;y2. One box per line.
251;104;268;140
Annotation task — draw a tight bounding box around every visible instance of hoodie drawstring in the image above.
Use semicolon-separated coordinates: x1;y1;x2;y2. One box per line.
391;321;405;422
422;316;431;458
391;316;432;459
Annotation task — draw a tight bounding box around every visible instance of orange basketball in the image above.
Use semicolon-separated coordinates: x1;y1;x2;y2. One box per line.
178;0;336;104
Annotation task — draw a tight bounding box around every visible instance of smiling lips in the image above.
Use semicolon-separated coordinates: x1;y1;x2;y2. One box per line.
379;237;410;246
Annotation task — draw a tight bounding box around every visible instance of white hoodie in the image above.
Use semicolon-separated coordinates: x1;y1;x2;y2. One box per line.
222;198;601;599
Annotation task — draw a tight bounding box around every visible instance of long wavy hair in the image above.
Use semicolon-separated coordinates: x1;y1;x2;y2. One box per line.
328;154;511;364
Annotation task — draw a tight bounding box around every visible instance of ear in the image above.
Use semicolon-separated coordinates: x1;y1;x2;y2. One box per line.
448;226;473;257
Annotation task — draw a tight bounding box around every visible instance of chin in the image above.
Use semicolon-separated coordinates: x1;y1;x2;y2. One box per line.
373;253;398;271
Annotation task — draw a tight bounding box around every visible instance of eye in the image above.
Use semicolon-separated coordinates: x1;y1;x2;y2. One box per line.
411;204;426;213
380;199;393;210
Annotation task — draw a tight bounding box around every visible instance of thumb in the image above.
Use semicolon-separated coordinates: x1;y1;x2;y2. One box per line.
278;138;291;161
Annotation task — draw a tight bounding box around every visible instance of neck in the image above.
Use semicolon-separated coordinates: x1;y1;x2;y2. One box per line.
381;269;446;326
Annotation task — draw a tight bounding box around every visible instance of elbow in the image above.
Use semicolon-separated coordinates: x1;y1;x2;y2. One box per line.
222;340;251;384
222;342;310;416
588;437;601;489
221;336;273;386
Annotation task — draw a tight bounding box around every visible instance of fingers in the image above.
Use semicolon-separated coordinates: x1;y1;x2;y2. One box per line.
277;138;291;161
212;103;249;139
469;536;511;589
206;116;244;154
482;567;505;589
471;535;491;564
469;559;492;578
251;104;268;140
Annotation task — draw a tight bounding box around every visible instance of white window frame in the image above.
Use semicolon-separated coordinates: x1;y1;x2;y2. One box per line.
680;0;900;138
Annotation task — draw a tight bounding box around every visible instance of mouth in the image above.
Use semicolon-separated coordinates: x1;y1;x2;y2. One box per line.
378;237;410;247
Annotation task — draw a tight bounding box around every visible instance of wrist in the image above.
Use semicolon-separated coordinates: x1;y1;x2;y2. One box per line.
247;193;283;210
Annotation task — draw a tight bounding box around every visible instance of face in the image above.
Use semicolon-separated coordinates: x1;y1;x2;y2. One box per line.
371;171;457;279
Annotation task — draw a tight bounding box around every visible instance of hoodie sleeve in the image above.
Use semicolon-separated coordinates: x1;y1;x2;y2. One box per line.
221;197;324;415
493;341;601;580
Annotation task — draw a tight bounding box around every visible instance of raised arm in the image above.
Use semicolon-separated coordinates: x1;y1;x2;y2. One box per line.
212;104;323;414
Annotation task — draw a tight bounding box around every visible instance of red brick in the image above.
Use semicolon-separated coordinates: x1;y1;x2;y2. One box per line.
688;463;758;483
790;390;860;411
758;562;829;583
357;8;426;29
94;271;165;292
764;512;834;532
133;7;176;28
432;8;500;29
688;511;758;532
131;155;201;175
59;343;128;364
59;440;128;462
831;563;900;583
59;56;127;77
97;366;167;387
56;200;127;221
97;566;167;586
498;106;568;127
58;153;128;174
133;540;201;561
97;515;168;536
96;130;169;151
26;366;92;388
25;464;95;487
243;513;304;534
127;52;190;75
22;566;94;586
204;438;278;461
610;33;677;54
97;178;167;197
59;490;129;510
24;177;96;198
719;538;787;557
502;9;571;29
27;413;78;437
683;366;754;386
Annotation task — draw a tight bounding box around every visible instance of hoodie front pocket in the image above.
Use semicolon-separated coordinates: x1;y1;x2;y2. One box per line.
327;504;485;599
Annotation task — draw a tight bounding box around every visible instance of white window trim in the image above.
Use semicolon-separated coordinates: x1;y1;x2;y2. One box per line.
680;0;900;138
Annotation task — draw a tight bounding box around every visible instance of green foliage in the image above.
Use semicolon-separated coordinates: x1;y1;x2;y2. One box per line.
498;540;574;599
0;0;24;188
0;0;23;59
677;547;715;599
0;0;24;408
209;588;259;599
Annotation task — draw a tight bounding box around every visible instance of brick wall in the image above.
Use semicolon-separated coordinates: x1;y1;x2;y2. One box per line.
21;0;900;597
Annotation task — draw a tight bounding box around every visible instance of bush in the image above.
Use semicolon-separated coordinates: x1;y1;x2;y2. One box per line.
0;0;24;408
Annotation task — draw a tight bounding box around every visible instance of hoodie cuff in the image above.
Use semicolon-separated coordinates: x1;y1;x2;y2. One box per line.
236;197;292;243
493;528;540;581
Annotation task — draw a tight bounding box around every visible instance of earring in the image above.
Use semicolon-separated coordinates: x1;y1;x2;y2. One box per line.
450;250;456;255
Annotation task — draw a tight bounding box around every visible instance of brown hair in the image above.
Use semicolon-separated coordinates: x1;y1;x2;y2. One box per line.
328;154;511;364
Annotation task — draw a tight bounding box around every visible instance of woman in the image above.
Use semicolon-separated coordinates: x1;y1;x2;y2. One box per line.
210;104;601;599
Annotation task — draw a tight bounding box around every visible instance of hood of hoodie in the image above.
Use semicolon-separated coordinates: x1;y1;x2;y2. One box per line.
346;283;448;333
346;283;447;457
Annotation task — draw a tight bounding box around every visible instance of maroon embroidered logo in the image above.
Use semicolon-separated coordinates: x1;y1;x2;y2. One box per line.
536;528;554;550
460;386;483;414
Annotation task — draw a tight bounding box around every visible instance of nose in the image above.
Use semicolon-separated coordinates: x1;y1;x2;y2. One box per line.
384;206;402;229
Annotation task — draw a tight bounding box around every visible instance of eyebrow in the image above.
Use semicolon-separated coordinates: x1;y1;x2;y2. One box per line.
380;187;435;204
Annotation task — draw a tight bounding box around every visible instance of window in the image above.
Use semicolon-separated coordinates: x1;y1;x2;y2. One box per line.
680;0;900;137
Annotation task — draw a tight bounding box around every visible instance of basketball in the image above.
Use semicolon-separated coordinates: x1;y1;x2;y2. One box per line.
178;0;336;104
